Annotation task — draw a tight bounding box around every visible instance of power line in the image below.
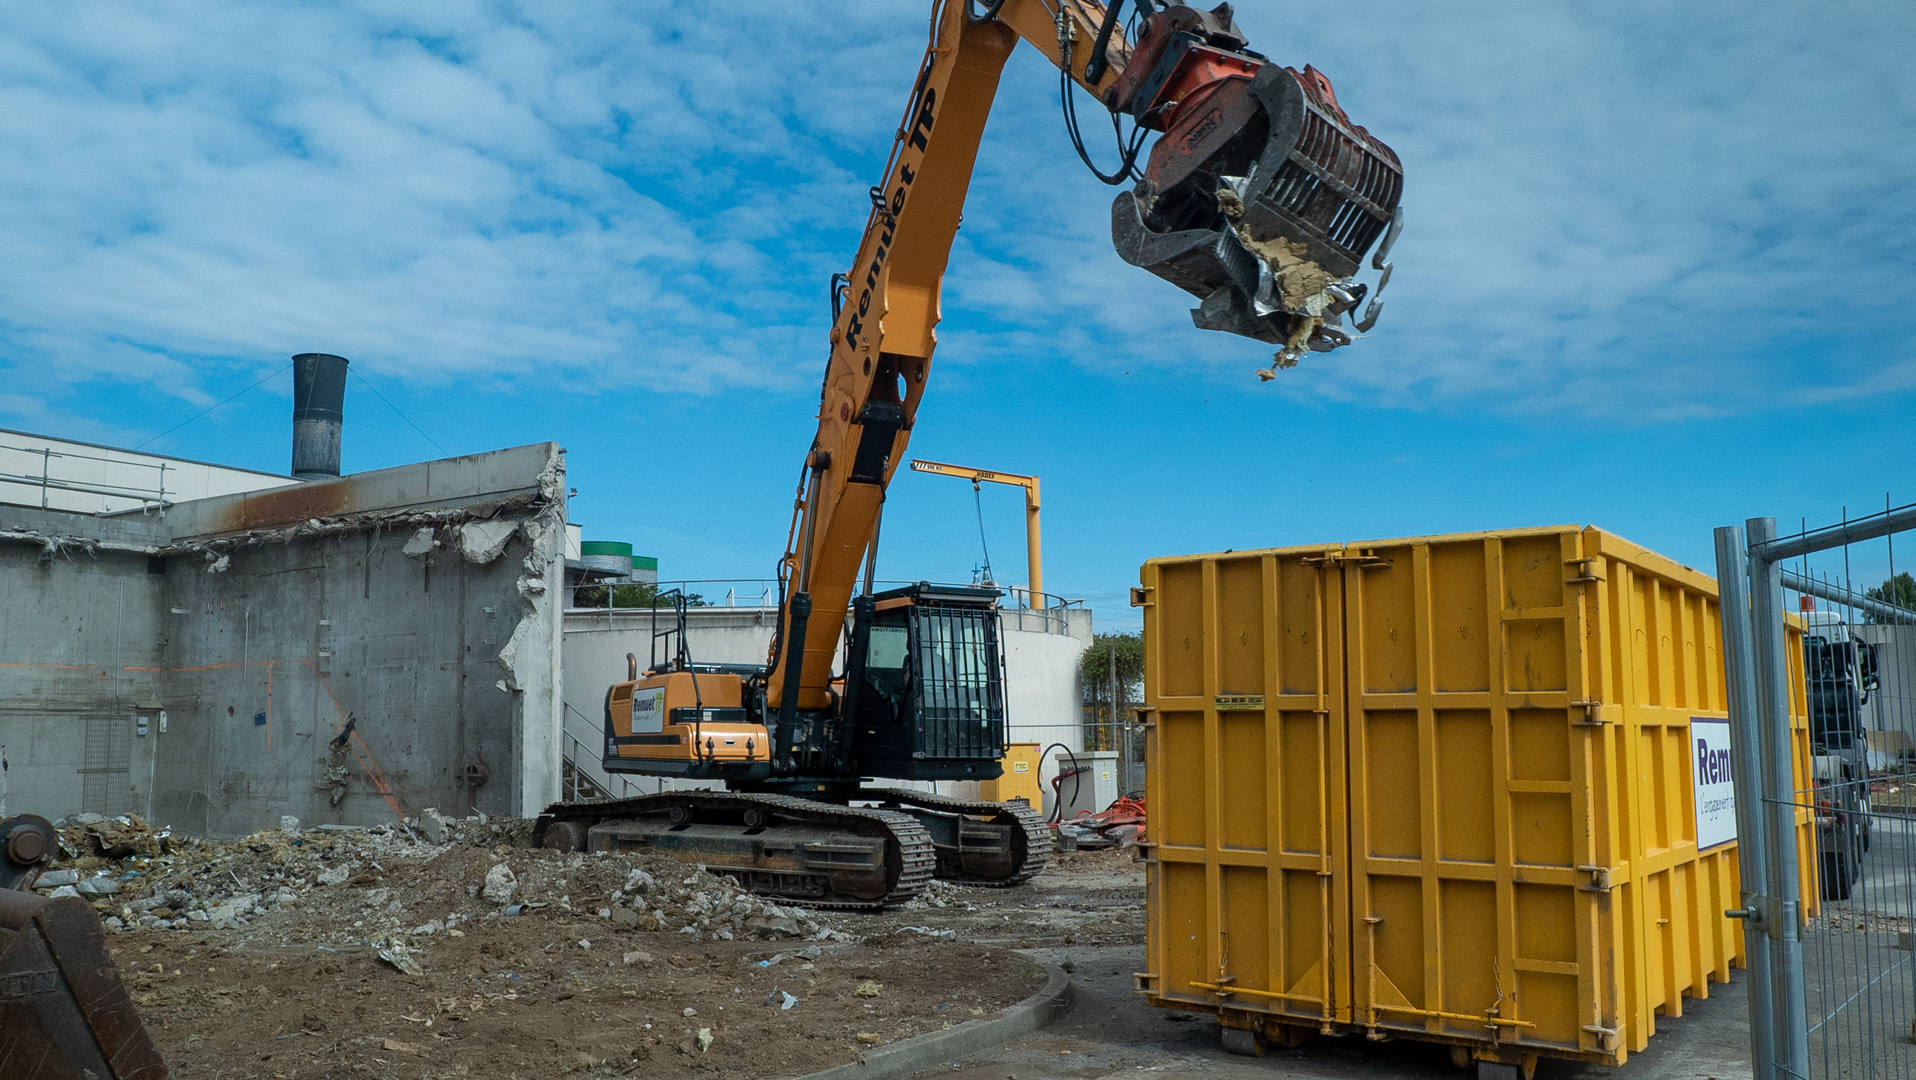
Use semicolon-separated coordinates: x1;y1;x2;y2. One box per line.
351;365;449;457
134;362;290;450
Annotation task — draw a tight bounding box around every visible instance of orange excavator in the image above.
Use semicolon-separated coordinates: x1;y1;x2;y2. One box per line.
533;0;1403;907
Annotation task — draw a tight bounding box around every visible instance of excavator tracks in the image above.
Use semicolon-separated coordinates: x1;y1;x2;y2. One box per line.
860;789;1050;888
532;792;935;910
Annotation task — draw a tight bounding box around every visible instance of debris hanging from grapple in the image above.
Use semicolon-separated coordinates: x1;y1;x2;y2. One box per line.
1107;2;1404;372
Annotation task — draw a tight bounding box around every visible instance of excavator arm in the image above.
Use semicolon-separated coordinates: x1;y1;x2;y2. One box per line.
765;0;1403;766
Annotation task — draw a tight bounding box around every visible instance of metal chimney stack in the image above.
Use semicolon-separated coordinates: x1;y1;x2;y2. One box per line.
291;353;348;480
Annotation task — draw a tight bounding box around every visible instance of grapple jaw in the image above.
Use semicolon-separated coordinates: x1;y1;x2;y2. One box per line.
1108;5;1403;371
0;815;172;1080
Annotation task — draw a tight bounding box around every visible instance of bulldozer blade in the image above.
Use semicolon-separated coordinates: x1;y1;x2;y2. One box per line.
0;887;171;1080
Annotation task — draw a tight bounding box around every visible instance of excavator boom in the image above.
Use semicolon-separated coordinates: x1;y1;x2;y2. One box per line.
765;0;1403;729
559;0;1403;909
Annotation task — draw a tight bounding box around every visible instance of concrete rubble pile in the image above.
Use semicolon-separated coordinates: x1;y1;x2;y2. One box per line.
27;808;844;947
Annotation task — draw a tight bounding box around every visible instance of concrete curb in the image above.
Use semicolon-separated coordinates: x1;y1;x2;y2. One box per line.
783;960;1075;1080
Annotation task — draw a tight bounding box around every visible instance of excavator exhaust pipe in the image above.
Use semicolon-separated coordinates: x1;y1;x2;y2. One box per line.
0;815;173;1080
1108;4;1403;369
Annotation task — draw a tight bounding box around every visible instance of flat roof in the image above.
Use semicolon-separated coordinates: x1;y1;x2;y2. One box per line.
0;426;293;480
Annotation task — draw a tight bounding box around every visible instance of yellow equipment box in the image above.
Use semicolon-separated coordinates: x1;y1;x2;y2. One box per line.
982;741;1043;809
1136;526;1815;1070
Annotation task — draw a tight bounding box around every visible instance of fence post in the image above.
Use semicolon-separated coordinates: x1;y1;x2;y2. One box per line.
1716;525;1777;1080
1747;516;1812;1080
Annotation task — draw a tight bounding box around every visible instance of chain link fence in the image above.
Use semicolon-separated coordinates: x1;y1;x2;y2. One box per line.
1719;501;1916;1080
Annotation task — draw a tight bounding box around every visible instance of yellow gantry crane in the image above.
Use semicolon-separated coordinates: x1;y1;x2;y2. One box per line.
909;458;1043;608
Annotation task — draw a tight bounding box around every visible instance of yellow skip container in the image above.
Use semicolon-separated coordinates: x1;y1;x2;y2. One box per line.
1136;526;1813;1070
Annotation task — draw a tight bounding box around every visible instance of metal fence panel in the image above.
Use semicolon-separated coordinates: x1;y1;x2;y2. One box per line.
1723;500;1916;1080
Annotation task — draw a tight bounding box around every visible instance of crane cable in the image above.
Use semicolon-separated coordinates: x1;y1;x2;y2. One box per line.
972;480;996;587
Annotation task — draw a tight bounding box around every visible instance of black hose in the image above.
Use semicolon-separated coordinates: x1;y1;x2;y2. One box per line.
965;0;1007;22
1038;742;1082;824
1059;60;1145;185
1083;0;1127;84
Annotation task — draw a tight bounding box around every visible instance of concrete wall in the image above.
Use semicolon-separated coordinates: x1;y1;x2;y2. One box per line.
559;602;1091;799
0;539;166;820
0;443;566;835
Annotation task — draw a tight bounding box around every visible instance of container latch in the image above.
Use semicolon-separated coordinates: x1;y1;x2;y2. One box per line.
1569;699;1608;726
1303;552;1390;569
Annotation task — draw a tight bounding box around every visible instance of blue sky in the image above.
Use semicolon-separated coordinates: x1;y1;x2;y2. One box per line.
3;2;1913;627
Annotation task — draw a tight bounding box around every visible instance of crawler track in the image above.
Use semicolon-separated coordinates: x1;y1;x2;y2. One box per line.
860;789;1051;887
533;791;936;910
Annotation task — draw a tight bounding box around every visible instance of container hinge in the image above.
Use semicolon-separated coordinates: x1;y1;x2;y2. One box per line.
1581;1022;1621;1049
1566;557;1604;584
1576;865;1614;892
1303;552;1391;569
1133;972;1159;994
1129;586;1150;607
1569;700;1608;726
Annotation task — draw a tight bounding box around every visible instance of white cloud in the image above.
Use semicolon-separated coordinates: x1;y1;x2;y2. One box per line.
0;1;1910;426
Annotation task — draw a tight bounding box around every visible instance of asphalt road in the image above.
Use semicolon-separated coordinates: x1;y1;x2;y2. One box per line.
920;945;1757;1080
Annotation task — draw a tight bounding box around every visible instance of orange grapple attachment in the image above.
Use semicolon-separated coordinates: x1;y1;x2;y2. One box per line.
1110;3;1403;365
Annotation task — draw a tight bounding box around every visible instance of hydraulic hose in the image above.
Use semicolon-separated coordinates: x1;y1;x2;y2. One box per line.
1038;742;1082;825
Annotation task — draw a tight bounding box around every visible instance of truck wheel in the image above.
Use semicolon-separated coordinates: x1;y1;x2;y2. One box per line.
1821;847;1853;901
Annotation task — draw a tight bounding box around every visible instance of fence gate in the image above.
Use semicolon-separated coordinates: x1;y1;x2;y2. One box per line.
1718;503;1916;1080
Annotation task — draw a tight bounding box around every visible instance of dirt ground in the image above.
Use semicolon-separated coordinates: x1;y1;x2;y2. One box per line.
112;925;1040;1080
55;818;1130;1080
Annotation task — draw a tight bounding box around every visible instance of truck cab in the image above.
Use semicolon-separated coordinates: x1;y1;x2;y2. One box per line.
1801;609;1880;899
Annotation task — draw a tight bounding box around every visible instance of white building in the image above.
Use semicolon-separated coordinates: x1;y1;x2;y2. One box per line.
0;428;296;515
560;600;1092;802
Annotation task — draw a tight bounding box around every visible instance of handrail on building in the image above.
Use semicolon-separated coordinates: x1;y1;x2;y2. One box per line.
0;439;174;514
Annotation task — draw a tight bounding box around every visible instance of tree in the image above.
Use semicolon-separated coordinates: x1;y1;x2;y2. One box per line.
572;581;709;609
1864;571;1916;622
1081;632;1143;751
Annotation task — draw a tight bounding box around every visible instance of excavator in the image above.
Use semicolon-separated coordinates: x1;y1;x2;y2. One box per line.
532;0;1404;907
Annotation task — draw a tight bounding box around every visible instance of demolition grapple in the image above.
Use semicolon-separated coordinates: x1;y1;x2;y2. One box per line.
1108;4;1404;369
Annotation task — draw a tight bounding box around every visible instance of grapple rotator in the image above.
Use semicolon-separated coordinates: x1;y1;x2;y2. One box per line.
1108;3;1404;372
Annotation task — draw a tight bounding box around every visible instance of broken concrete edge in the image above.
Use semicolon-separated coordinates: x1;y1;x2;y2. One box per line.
780;960;1074;1080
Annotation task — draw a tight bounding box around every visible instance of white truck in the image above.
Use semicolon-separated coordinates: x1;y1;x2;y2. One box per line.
1801;610;1879;900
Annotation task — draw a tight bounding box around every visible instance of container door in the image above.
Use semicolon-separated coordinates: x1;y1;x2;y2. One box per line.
1344;529;1623;1059
1142;548;1351;1031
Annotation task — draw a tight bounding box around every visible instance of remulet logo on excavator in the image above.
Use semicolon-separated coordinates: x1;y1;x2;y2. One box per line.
843;83;938;354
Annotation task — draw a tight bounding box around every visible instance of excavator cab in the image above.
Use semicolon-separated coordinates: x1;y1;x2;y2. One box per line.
844;583;1008;782
1109;3;1404;368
